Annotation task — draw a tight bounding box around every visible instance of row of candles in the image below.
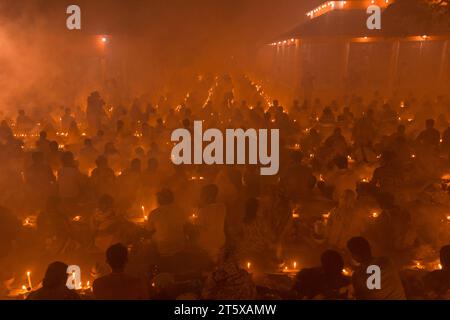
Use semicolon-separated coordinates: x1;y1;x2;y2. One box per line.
290;209;380;221
244;260;356;277
18;270;92;296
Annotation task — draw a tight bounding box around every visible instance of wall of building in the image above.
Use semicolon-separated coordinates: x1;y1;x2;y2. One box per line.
254;37;450;105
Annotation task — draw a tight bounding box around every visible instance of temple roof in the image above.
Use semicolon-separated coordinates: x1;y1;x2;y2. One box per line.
270;2;449;44
273;9;381;41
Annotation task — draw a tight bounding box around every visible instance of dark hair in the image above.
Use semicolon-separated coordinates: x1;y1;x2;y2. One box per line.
157;188;174;206
106;243;128;271
347;237;372;262
42;261;69;288
321;250;344;275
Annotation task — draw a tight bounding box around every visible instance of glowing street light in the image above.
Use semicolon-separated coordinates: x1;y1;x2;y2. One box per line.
97;35;111;47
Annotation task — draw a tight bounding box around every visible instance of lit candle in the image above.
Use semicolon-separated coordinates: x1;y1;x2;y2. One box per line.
342;268;352;276
26;271;32;290
246;262;251;270
141;205;147;221
322;212;331;224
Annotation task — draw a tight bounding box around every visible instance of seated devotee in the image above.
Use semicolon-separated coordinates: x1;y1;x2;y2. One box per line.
25;151;56;212
300;128;321;154
337;106;354;124
15;109;33;133
37;196;71;250
279;151;316;201
90;155;116;199
422;245;450;299
57;151;86;205
47;141;62;172
78;138;98;174
327;190;367;250
86;91;106;133
323;155;357;202
202;246;256;300
416;119;440;150
27;262;80;300
36;131;51;155
319;106;335;124
146;188;188;258
116;158;143;211
352;109;377;163
346;237;406;300
236;197;275;272
292;250;351;300
91;195;125;252
93;243;148;300
196;184;227;262
323;127;348;158
61;108;76;132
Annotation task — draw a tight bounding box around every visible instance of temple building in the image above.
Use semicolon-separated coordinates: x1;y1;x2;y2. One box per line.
255;0;450;101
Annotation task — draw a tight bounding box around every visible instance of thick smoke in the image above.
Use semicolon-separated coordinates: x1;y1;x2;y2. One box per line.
0;0;308;114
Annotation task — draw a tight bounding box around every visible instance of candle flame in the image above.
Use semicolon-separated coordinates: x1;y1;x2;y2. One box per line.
342;268;352;276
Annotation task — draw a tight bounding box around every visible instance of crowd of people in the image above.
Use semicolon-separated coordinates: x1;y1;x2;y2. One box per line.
0;74;449;300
